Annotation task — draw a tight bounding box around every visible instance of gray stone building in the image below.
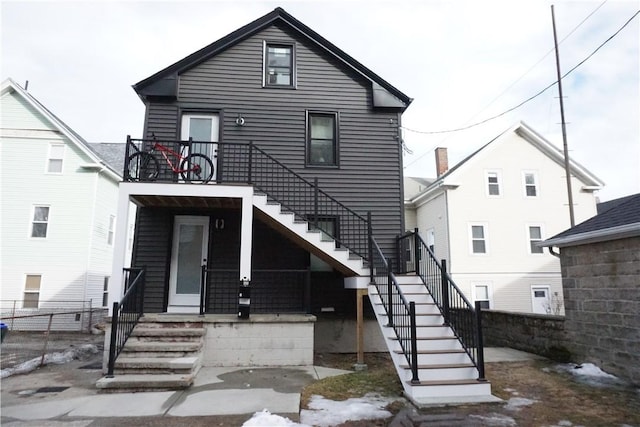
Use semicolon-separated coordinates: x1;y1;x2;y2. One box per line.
542;193;640;385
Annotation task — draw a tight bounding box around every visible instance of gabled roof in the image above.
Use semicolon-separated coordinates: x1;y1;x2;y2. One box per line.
542;193;640;247
1;78;123;181
407;121;604;204
133;7;412;109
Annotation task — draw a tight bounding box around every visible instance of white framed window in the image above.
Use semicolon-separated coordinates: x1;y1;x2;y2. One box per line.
472;283;492;309
485;170;501;197
102;277;109;307
31;205;50;238
23;274;42;308
523;171;538;197
426;228;435;253
263;41;295;88
108;215;115;245
47;143;65;173
527;225;544;254
469;223;488;254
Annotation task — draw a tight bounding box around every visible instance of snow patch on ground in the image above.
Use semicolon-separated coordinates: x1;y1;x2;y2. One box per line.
300;394;395;427
504;397;537;411
0;344;98;379
242;410;309;427
469;413;517;426
242;394;397;427
554;362;624;388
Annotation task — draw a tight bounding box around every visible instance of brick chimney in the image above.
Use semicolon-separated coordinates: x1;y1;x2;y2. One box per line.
435;147;448;176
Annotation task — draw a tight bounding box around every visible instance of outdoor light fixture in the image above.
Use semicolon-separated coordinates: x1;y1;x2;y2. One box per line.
235;114;245;126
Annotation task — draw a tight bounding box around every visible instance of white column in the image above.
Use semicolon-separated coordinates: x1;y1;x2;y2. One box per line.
239;193;253;282
107;185;132;316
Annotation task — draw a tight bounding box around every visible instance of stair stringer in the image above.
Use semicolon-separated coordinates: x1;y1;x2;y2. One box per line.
252;193;368;277
368;275;496;406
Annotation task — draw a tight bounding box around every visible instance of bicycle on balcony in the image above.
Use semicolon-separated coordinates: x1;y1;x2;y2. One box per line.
127;139;214;184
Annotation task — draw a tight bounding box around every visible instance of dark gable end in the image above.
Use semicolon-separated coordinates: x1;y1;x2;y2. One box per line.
133;7;412;109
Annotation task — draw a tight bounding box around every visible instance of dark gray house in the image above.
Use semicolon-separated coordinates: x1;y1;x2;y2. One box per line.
542;193;640;385
100;8;492;404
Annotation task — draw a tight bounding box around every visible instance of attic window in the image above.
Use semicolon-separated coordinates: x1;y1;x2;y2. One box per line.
264;42;295;87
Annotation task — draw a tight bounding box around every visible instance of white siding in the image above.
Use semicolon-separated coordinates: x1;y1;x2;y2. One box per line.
1;88;121;326
414;192;450;264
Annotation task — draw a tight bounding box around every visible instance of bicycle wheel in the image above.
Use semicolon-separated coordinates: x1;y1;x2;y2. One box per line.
180;153;214;183
127;152;159;181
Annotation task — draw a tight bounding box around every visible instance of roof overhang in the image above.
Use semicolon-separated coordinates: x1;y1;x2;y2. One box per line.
540;222;640;248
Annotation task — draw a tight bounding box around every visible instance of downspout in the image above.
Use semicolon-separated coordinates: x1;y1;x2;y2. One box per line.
397;112;406;233
84;166;103;310
548;246;560;258
444;187;452;269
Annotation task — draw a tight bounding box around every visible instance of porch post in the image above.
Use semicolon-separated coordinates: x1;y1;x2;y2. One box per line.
355;288;367;370
108;187;132;316
239;193;253;283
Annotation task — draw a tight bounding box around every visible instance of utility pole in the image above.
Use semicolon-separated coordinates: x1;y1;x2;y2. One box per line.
551;5;575;227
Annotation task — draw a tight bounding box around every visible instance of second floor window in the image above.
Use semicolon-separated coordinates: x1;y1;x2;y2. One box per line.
31;206;50;238
486;171;501;196
47;143;64;173
307;112;338;166
470;224;487;254
264;43;294;87
524;172;538;197
529;226;544;254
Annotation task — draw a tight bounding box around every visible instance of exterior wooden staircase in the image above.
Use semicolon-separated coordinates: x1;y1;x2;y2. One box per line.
97;318;205;391
369;274;494;405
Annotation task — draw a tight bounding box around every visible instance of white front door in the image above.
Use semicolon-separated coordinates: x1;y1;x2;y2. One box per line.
168;216;209;312
181;113;219;179
531;286;550;314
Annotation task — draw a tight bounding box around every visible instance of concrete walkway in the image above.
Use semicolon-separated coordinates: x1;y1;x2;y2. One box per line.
1;348;542;425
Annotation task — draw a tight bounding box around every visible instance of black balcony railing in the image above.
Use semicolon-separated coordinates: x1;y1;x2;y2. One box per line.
107;267;145;377
396;231;486;381
124;137;370;260
370;237;419;384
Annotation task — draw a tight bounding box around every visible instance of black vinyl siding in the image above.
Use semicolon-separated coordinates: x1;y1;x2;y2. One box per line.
143;23;403;257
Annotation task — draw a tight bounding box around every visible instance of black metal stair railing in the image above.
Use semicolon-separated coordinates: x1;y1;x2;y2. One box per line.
124;137;370;261
106;267;145;377
370;237;419;384
396;230;486;380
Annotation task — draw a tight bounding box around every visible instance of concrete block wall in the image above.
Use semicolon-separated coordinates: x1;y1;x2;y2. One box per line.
560;237;640;385
202;315;315;366
481;310;567;359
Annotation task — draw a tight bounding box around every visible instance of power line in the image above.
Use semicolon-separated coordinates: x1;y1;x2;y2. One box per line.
402;7;639;137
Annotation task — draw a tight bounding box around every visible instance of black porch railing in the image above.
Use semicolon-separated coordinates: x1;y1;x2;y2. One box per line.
106;268;145;377
370;237;419;383
200;267;311;314
124;137;370;260
396;231;486;380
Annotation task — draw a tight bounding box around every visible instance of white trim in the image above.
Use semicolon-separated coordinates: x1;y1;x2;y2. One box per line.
541;222;640;248
468;222;489;255
522;170;539;198
526;223;545;255
107;215;116;246
484;170;502;198
240;195;253;282
29;204;51;239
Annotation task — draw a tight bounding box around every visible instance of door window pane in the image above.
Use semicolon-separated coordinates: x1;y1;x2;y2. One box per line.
189;118;213;141
176;224;203;294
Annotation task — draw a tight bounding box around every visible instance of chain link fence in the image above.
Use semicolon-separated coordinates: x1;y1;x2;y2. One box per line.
0;300;107;371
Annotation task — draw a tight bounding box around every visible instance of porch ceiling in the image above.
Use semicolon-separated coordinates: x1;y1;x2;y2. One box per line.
131;195;242;209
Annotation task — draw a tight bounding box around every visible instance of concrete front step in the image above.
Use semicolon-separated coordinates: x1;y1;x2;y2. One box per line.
132;327;205;337
122;340;202;353
114;356;199;374
401;365;479;382
407;379;493;400
96;373;195;391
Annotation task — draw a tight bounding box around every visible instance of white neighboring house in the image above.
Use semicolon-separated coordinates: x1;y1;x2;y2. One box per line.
0;78;132;330
404;122;603;315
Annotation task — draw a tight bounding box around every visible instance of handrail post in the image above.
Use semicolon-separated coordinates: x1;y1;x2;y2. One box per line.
313;177;319;228
409;301;420;384
474;300;487;381
200;265;206;316
248;141;253;184
107;301;119;377
441;259;450;326
413;228;420;276
386;258;394;327
367;212;374;281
